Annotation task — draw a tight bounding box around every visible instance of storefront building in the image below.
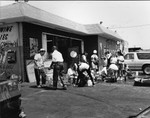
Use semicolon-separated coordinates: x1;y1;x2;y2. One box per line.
0;2;126;82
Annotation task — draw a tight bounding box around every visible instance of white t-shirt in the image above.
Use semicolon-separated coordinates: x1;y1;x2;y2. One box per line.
52;50;64;62
117;55;124;64
67;68;78;78
109;64;118;70
79;62;90;71
110;57;117;64
34;53;44;69
67;68;74;76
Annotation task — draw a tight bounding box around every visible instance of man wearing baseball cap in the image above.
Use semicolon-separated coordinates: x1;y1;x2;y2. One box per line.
34;48;46;88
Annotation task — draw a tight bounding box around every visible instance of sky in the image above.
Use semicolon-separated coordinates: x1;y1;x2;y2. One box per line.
1;1;150;49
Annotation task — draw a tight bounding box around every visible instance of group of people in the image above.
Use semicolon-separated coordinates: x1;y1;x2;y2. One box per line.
33;46;99;89
101;50;125;81
33;46;125;90
34;46;67;90
67;50;99;87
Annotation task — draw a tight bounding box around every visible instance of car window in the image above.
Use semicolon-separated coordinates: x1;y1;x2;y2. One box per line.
124;54;134;60
137;53;150;59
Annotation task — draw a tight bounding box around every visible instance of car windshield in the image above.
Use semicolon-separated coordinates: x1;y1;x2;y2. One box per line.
137;53;150;59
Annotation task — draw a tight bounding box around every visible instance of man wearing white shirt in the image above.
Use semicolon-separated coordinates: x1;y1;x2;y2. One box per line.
34;48;46;88
91;50;99;72
49;46;66;90
117;50;125;80
76;57;95;87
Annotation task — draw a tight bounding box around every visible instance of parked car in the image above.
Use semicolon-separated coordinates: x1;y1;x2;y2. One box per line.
124;51;150;75
128;106;150;118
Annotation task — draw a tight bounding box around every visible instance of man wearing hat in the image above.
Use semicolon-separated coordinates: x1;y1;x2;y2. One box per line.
34;48;46;88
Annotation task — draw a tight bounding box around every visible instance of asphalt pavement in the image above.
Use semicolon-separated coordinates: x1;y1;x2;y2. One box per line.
20;79;150;118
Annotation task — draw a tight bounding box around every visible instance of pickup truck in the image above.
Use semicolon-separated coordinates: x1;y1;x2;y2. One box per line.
124;51;150;75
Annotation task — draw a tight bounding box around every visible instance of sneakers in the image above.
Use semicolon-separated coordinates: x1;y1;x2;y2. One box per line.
19;111;26;118
41;84;47;87
62;85;67;90
37;84;47;88
37;85;41;88
117;77;121;81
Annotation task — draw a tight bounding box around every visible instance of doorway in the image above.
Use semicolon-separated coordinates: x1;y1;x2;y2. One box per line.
42;32;83;71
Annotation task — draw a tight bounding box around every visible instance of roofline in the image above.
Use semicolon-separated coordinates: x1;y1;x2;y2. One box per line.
0;2;123;41
29;20;88;35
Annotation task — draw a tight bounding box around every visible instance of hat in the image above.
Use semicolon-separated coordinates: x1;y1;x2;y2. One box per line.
93;50;97;54
39;48;45;52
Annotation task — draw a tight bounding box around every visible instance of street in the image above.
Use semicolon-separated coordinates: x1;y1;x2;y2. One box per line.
20;79;150;118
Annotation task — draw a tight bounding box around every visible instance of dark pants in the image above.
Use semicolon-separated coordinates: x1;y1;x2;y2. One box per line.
76;68;94;86
53;62;65;88
117;63;124;77
34;68;46;86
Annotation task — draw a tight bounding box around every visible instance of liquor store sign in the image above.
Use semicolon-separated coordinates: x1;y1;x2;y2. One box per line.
0;23;18;43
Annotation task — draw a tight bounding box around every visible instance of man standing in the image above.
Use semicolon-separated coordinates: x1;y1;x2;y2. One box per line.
49;46;67;90
91;50;99;72
34;48;46;88
117;50;125;80
105;51;112;69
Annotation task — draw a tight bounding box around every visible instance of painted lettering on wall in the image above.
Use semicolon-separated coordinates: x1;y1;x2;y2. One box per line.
0;26;13;32
0;23;18;65
0;24;19;80
0;23;18;43
0;64;14;69
0;34;8;40
0;26;13;41
0;65;14;80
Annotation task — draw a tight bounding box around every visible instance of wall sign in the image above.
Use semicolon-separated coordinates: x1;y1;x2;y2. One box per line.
0;23;18;45
0;23;19;80
0;23;18;64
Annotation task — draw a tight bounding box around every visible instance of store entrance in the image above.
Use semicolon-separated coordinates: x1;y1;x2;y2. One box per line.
42;32;83;71
47;35;53;55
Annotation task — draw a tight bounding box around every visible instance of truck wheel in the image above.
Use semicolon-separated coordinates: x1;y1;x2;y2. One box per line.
143;65;150;75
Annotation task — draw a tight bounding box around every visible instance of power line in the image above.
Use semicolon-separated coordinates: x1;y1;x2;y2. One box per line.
109;24;150;29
